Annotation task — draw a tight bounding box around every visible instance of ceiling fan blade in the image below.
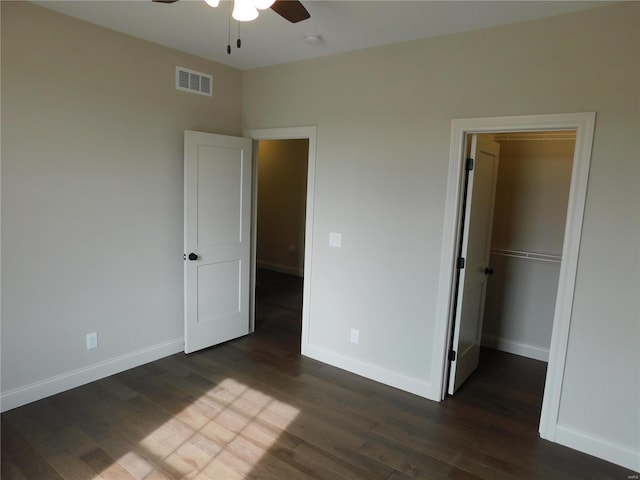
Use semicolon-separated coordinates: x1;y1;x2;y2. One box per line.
270;0;310;23
152;0;179;3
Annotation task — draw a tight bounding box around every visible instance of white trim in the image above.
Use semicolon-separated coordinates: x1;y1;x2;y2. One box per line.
555;425;640;473
481;334;549;362
256;260;303;277
245;126;317;357
249;139;259;333
0;337;184;412
305;343;435;399
432;113;596;440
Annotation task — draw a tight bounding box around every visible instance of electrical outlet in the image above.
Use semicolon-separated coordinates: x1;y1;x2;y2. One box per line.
350;328;359;344
86;332;98;350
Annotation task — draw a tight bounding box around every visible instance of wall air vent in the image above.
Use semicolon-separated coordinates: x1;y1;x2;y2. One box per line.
176;66;213;97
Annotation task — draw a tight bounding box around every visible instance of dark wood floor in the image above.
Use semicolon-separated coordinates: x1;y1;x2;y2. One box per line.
2;269;634;479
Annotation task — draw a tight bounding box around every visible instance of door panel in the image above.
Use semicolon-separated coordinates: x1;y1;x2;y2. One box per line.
458;282;485;355
184;131;252;354
448;134;500;394
197;260;241;320
197;145;244;245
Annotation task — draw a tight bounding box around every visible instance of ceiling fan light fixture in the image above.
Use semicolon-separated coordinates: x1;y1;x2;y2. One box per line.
233;0;259;21
203;0;220;7
253;0;275;10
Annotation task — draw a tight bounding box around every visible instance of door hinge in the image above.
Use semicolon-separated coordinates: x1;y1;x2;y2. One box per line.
457;257;465;269
448;350;457;361
466;157;474;171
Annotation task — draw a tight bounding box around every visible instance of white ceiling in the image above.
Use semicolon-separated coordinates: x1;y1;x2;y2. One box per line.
35;0;608;71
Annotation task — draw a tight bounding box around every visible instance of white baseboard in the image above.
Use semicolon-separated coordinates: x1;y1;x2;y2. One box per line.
1;337;184;412
482;334;549;362
303;343;436;401
257;260;303;277
554;425;640;473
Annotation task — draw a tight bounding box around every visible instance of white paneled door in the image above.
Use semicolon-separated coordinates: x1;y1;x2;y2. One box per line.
184;131;253;354
448;134;500;394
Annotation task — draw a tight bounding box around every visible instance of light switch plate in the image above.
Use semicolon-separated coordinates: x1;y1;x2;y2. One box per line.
329;232;342;248
350;328;359;344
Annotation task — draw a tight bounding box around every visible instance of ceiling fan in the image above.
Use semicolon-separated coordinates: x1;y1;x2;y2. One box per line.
152;0;311;24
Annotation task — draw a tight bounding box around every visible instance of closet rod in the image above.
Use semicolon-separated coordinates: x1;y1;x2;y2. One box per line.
490;248;562;264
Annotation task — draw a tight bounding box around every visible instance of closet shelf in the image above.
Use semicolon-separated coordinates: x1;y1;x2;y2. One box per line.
490;248;562;263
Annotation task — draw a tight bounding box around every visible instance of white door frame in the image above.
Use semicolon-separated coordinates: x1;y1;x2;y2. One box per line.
432;113;596;441
245;126;317;356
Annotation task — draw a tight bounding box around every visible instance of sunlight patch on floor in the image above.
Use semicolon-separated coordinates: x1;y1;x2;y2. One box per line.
129;377;301;479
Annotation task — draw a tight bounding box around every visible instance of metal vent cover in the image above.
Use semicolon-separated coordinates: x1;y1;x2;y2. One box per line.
176;66;212;96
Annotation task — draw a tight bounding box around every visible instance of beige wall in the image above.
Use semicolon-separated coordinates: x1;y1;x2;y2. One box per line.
483;137;575;360
242;2;639;467
256;139;308;276
1;2;241;397
491;138;574;254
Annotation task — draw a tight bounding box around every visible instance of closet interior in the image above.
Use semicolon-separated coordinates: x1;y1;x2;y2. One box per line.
481;131;576;362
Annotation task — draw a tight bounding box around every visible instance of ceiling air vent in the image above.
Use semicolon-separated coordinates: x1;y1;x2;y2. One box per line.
176;66;213;97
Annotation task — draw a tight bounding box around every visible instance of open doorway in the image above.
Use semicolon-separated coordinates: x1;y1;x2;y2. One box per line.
247;126;317;356
483;131;576;363
433;113;596;443
449;131;576;392
253;139;309;351
445;130;577;428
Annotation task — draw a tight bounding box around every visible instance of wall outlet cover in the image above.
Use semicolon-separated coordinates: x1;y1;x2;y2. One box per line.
86;332;98;350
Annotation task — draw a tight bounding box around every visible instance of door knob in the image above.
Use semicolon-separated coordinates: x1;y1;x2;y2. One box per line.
484;267;494;276
188;253;198;261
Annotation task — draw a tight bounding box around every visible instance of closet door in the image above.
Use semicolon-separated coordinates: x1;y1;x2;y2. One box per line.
448;135;500;394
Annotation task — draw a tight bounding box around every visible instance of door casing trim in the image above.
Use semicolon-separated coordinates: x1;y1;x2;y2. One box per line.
432;113;596;441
